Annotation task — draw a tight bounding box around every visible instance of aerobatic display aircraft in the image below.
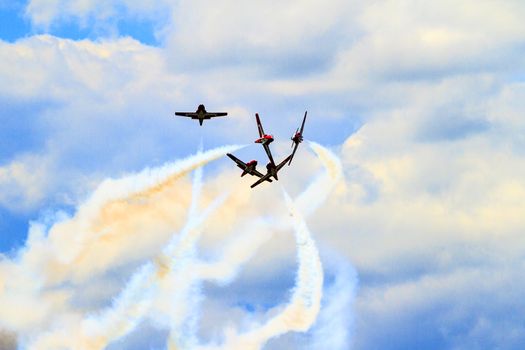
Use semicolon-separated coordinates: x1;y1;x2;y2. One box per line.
226;153;273;183
175;104;228;126
250;155;293;188
254;113;276;167
288;111;307;165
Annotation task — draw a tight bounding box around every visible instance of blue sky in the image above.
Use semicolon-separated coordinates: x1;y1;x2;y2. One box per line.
1;1;525;349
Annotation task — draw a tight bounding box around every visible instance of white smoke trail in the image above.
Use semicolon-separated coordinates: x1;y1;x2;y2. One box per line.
306;252;358;350
165;163;204;350
0;143;246;329
25;191;228;350
195;141;342;284
196;190;323;350
55;143;245;268
5;141;345;349
295;141;343;216
21;146;236;350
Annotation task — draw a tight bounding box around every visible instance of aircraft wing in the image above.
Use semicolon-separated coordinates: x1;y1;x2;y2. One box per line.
206;112;228;118
277;154;293;171
250;172;272;188
299;111;307;133
251;168;269;178
227;153;247;168
263;144;276;167
288;143;299;165
255;113;265;137
227;153;269;179
175;112;198;117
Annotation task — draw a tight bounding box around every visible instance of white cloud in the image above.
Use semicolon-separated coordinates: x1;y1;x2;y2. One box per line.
2;0;525;348
0;153;54;212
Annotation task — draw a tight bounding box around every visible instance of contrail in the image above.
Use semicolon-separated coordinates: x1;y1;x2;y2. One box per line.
26;195;228;350
295;141;343;216
6;143;243;305
302;251;358;350
57;144;246;282
4;141;347;349
165;163;204;350
195;141;343;284
26;182;228;350
17;146;239;349
195;190;323;350
17;144;245;287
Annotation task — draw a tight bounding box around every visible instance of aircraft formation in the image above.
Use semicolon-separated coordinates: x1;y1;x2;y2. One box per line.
175;105;307;188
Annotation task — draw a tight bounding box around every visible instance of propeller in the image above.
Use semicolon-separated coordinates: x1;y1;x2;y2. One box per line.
291;128;299;147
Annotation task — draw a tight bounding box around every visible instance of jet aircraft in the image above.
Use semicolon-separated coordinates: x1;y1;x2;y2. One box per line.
250;155;292;188
226;153;272;183
254;113;276;167
288;111;307;165
175;104;227;126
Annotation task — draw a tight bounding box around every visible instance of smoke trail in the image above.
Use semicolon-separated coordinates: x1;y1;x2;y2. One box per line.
4;141;345;349
195;141;342;284
1;144;244;327
196;190;323;350
12;144;244;289
18;146;238;349
57;144;246;280
26;187;228;350
165;163;204;350
83;164;220;350
306;252;358;350
295;141;343;216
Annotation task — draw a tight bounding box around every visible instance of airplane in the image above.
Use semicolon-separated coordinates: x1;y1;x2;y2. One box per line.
226;153;273;183
251;154;292;188
254;113;276;166
288;111;307;165
175;104;228;126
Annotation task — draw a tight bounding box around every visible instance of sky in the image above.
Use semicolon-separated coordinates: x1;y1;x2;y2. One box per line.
1;0;525;349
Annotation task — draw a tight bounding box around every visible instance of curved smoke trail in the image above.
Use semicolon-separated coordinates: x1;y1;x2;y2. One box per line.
6;141;347;350
195;190;324;350
307;253;358;350
13;146;242;349
54;143;246;281
195;141;342;284
295;141;343;216
26;166;227;350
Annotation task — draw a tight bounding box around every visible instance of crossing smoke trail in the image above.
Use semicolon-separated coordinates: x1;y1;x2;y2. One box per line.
1;144;246;337
195;190;324;350
167;157;205;348
307;254;358;350
186;142;342;349
90;141;343;350
2;141;348;350
51;143;246;281
195;141;342;284
2;145;243;348
26;161;225;350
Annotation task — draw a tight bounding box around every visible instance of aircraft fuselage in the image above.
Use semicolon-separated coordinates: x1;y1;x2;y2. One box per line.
255;135;274;145
266;162;279;180
241;160;258;177
292;132;303;144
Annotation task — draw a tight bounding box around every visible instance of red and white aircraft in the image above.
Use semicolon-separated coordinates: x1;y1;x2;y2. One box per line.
288;111;307;165
250;154;292;188
254;113;276;168
226;153;273;184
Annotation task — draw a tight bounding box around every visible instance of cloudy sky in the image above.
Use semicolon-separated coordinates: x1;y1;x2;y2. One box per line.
1;0;525;349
